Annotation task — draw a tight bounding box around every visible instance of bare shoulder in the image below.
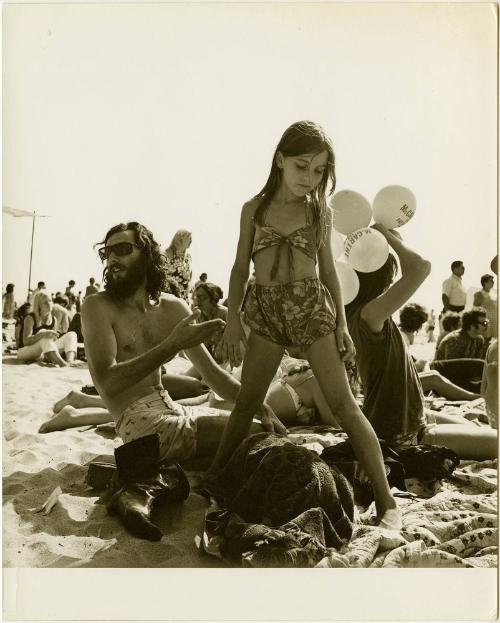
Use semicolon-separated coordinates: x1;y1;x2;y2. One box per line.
242;197;260;219
158;294;191;325
81;291;113;318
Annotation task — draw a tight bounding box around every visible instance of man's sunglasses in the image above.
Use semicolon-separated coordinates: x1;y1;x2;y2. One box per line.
98;242;141;262
477;320;489;327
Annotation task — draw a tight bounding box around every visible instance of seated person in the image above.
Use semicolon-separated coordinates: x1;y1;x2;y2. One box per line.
17;292;79;367
193;282;227;361
432;308;489;393
435;308;489;361
345;224;496;461
399;303;428;347
398;304;479;401
436;311;461;349
40;371;210;433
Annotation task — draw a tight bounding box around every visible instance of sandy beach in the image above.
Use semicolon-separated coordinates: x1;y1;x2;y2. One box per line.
2;336;498;570
2;354;226;568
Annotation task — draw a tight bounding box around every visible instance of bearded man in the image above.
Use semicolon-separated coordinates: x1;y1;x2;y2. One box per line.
81;222;285;467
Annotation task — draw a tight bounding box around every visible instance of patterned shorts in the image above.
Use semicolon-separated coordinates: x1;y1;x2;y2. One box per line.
116;388;221;463
243;277;336;350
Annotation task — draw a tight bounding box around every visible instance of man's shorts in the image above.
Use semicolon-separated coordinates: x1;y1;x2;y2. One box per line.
116;387;220;463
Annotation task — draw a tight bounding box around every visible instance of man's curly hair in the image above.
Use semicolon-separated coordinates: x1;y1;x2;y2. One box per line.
97;222;168;304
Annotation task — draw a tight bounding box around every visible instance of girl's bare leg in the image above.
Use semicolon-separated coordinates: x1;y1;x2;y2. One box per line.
306;333;398;523
39;406;112;433
207;332;285;476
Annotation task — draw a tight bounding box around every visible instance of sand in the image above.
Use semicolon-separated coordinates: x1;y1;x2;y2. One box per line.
3;333;495;571
2;354;226;568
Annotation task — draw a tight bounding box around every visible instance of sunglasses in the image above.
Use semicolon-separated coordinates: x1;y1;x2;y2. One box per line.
98;242;141;262
477;320;489;327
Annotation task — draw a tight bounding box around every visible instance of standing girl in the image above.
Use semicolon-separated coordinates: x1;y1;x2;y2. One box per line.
208;120;400;528
164;229;193;303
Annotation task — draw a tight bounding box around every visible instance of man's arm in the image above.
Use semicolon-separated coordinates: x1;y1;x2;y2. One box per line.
81;295;224;401
184;345;241;403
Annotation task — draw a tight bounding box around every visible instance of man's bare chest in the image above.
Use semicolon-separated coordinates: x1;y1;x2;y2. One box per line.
113;309;167;360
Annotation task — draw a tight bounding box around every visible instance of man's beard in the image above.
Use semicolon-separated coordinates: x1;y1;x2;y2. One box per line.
104;256;147;300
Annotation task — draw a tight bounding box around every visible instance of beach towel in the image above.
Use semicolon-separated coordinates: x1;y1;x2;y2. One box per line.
200;432;355;566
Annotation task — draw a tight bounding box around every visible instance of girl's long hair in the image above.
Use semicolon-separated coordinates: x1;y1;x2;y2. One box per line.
253;121;336;246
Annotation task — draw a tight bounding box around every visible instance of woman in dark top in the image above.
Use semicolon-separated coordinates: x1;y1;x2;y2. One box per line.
17;292;78;366
345;224;496;460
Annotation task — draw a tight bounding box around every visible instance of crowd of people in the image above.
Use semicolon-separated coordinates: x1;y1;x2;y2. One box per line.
3;120;498;538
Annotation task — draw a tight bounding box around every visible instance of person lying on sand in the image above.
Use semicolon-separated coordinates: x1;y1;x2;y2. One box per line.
40;356;345;433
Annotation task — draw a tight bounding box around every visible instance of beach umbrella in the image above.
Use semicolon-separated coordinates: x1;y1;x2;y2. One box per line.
3;205;50;299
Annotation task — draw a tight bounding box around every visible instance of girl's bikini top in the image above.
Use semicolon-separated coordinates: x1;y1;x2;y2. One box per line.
252;200;319;282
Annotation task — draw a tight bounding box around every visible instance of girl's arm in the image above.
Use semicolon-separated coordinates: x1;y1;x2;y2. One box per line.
219;200;257;368
317;216;355;360
361;224;431;333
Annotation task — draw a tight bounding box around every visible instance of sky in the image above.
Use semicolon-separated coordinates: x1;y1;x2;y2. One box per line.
3;3;498;313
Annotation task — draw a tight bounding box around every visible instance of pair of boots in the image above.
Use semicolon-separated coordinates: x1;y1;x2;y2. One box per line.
106;434;190;541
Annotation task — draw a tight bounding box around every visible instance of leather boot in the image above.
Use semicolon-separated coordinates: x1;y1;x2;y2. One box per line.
107;434;190;541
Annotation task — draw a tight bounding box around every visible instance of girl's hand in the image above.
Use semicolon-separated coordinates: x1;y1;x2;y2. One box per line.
336;325;356;363
218;316;247;368
40;330;58;340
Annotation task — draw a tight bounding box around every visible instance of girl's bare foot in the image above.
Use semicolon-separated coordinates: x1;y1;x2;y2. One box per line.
377;507;402;531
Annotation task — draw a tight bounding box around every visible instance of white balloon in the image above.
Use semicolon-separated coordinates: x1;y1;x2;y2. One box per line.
344;227;389;273
330;228;345;260
336;261;360;305
328;190;372;235
372;185;416;229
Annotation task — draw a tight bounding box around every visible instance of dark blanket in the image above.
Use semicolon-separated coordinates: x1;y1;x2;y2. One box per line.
202;432;355;567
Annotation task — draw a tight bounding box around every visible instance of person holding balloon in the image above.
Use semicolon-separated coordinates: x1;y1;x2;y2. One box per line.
207;120;401;530
345;223;497;460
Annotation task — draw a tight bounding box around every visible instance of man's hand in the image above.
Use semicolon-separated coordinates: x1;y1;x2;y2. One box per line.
170;310;225;352
257;403;288;435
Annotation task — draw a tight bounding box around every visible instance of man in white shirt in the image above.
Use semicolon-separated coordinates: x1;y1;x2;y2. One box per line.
442;260;466;313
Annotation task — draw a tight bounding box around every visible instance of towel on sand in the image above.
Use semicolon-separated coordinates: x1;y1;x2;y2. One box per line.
202;432;355;566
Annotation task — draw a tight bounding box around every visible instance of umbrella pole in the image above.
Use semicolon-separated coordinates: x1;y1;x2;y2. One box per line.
27;212;36;300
